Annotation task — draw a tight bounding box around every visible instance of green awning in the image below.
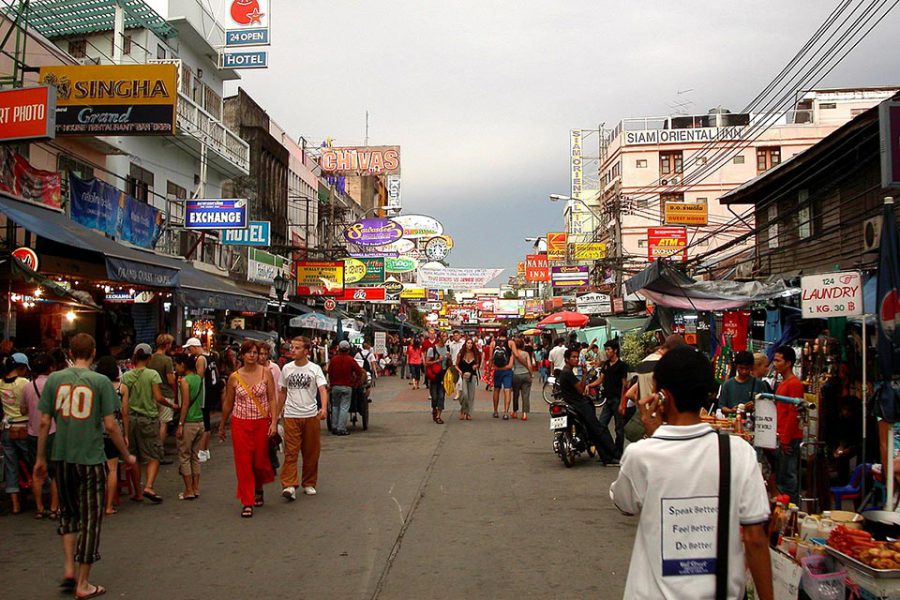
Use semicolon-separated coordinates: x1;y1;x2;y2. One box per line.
25;0;177;39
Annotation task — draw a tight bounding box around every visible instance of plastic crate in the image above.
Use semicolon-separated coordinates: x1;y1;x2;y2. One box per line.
801;554;846;600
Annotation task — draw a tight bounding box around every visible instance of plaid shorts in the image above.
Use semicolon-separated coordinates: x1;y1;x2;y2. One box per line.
55;461;107;564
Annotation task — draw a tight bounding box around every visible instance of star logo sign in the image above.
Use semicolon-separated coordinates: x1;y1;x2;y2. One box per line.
247;7;264;24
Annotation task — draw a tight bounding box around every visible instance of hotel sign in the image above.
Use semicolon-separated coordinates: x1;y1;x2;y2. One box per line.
39;64;177;135
624;126;743;146
664;202;708;226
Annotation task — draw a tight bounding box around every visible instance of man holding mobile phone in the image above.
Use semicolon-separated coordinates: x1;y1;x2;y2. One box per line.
609;346;773;599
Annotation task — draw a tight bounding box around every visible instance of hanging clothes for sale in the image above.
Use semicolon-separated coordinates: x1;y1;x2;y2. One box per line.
765;308;782;344
722;310;751;352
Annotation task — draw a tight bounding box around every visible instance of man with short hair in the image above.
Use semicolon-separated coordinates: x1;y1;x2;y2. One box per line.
773;345;804;504
548;338;566;374
278;337;328;500
557;347;618;465
610;346;773;600
147;334;176;451
35;333;136;600
718;350;761;414
491;335;514;419
327;340;365;436
598;340;628;458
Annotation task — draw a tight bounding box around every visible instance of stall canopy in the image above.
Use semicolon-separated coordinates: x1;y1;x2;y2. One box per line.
625;261;796;310
0;194;267;313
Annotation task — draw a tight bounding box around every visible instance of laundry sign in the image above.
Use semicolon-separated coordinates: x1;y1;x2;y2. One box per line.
800;271;862;318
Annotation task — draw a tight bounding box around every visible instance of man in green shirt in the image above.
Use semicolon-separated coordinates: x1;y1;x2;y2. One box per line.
122;343;175;503
35;333;135;600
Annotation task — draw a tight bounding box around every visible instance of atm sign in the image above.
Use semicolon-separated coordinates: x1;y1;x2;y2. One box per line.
648;227;687;262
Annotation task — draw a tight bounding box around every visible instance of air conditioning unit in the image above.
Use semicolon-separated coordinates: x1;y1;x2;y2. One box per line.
75;56;100;65
669;177;680;185
863;215;883;252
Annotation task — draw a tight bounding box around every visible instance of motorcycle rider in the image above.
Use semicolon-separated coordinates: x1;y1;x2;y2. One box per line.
557;348;619;466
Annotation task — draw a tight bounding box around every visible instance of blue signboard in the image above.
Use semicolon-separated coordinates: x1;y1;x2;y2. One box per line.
222;221;271;246
69;174;162;249
221;51;268;69
226;28;270;46
185;199;248;230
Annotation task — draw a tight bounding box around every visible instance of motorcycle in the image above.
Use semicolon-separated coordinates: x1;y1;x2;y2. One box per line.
544;369;607;468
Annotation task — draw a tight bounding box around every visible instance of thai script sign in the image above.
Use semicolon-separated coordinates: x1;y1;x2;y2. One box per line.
344;217;404;246
69;174;161;248
39;64;177;135
800;271;863;318
417;267;504;290
665;202;708;226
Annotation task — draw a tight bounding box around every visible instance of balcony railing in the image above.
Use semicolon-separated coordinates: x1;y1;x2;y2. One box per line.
176;92;250;174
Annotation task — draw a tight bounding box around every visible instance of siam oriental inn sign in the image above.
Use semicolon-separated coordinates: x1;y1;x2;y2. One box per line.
623;126;744;146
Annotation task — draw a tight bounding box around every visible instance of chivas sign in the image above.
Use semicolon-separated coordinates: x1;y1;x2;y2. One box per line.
39;64;177;135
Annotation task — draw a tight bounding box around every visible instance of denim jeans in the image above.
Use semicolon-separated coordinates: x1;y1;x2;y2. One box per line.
598;400;625;458
2;428;30;493
331;386;352;433
776;439;801;504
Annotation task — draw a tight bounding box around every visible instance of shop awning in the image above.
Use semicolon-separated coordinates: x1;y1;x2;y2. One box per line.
172;264;268;313
0;193;180;287
625;261;796;310
7;256;101;311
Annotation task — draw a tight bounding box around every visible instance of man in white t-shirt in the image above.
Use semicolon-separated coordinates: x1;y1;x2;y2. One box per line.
277;336;328;501
548;338;566;373
610;346;773;600
447;331;465;400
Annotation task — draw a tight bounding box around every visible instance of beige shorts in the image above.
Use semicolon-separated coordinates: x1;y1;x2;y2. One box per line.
158;404;174;424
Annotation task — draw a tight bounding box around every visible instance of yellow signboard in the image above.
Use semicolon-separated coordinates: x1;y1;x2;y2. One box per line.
295;261;344;296
38;64;178;135
547;232;567;261
665;202;708;226
573;243;607;260
400;287;427;299
342;258;367;284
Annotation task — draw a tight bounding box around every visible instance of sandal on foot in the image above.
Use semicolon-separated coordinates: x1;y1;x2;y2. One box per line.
142;490;163;504
34;510;47;520
254;492;264;507
48;510;58;520
177;493;197;501
75;584;106;599
241;506;254;518
104;508;118;515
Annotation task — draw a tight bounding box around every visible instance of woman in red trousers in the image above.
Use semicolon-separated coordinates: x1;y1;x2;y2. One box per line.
218;340;278;518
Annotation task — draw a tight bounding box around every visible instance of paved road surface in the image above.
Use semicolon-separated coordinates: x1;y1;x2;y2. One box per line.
3;374;636;599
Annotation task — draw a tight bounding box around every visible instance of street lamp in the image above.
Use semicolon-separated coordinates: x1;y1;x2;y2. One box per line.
549;194;603;220
273;272;288;359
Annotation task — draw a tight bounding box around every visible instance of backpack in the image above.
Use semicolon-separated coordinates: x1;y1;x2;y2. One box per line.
492;346;509;368
359;351;373;373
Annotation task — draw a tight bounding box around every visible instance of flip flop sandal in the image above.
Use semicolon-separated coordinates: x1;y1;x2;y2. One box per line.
177;493;197;501
48;510;58;520
104;508;118;515
241;506;253;518
253;495;264;507
143;490;163;504
75;584;106;599
34;510;47;520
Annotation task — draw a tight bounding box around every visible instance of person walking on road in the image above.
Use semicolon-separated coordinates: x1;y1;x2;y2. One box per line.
425;335;449;424
447;331;464;401
491;336;514;419
456;338;480;420
94;357;129;516
173;354;204;501
1;353;31;515
123;343;176;503
610;346;773;600
259;344;282;398
597;340;628;458
278;336;328;500
23;353;59;518
327;340;365;436
219;341;278;518
147;334;176;454
406;339;424;390
773;345;804;505
548;338;566;375
34;333;136;600
183;338;213;464
510;337;533;421
480;334;494;391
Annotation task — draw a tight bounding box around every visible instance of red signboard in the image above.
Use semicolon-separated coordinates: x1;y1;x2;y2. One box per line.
476;297;496;312
612;297;625;314
525;254;550;282
0;86;55;142
648;227;688;262
12;247;39;271
336;287;387;302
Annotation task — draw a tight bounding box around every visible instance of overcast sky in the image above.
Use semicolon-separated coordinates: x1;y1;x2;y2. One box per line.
157;0;900;283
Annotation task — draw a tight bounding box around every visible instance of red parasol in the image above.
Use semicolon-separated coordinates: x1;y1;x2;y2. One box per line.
538;311;589;328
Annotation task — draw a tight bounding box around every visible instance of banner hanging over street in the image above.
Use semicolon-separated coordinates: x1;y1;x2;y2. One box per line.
417;267;503;290
69;174;161;248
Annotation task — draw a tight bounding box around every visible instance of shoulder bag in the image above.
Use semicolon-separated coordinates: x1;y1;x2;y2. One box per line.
233;372;282;470
715;433;732;600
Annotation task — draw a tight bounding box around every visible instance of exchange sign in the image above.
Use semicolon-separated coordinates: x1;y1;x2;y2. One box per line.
648;227;688;262
319;146;401;176
0;86;56;142
800;271;863;318
295;261;344;296
344;218;404;246
222;221;270;245
186;199;248;230
39;64;177;135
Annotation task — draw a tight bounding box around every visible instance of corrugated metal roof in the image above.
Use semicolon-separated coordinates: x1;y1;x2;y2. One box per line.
25;0;176;40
